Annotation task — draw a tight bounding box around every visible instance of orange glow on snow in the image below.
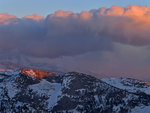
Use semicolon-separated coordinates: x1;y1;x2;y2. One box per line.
21;68;55;79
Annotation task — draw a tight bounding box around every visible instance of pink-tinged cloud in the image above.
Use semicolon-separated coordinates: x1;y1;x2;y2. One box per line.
96;5;150;23
24;14;44;21
80;11;93;20
0;13;16;25
50;10;73;18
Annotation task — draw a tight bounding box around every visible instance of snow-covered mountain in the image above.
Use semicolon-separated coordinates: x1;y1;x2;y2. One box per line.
0;68;150;113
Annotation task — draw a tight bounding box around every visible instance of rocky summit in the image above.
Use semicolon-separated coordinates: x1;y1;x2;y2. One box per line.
0;69;150;113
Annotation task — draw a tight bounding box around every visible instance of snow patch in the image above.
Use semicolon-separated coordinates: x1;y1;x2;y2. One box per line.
62;75;75;89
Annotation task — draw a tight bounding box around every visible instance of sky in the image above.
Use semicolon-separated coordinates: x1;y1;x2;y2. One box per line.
0;0;149;17
1;1;150;81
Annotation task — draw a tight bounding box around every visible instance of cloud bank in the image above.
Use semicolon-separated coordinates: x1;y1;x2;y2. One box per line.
1;5;150;80
0;5;150;58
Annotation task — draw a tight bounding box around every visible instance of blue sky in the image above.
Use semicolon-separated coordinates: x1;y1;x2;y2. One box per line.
0;0;149;17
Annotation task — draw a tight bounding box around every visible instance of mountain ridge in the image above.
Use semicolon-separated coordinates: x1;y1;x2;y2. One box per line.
0;68;150;113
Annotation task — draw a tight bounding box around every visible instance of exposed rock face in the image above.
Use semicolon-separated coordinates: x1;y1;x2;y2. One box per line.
0;69;150;113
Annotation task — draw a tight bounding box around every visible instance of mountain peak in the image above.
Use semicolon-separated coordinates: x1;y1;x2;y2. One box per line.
21;68;55;79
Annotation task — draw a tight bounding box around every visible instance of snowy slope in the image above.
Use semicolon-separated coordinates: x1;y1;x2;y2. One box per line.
101;78;150;94
131;105;150;113
29;79;62;109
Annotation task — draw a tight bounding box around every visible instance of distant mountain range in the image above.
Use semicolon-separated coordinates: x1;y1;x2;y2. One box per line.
0;68;150;113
